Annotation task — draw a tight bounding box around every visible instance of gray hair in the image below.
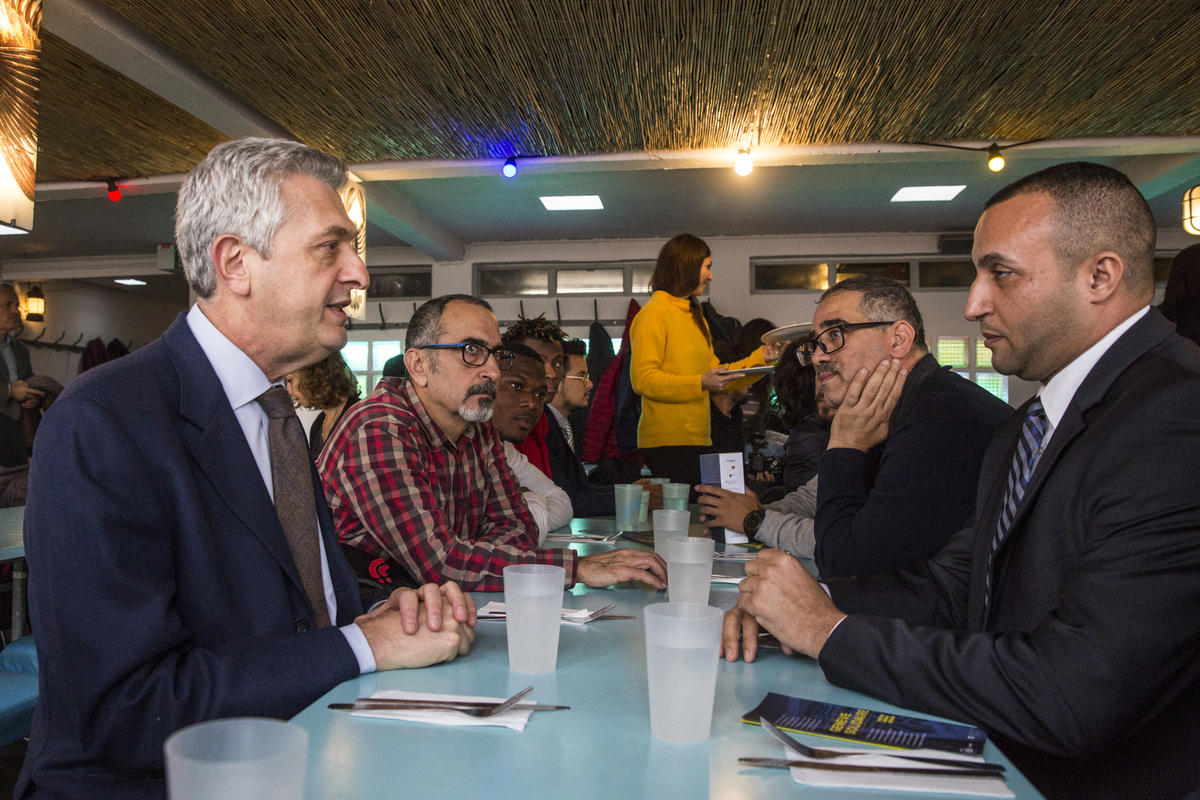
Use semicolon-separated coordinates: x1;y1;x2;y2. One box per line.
175;138;348;298
818;275;928;351
406;294;494;350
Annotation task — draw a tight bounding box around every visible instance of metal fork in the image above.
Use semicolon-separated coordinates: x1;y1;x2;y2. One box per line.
575;603;616;622
759;718;1006;773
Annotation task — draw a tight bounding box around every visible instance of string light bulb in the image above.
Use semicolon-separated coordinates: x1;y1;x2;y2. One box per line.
734;148;754;176
106;179;121;202
502;157;518;179
986;144;1005;172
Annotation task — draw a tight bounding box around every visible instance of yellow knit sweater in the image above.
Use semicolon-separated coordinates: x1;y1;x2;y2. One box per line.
630;291;767;448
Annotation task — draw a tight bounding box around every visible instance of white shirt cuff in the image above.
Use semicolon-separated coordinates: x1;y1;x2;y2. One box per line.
341;623;377;674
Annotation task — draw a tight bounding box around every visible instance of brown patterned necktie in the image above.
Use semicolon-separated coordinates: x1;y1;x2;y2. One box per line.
256;385;331;627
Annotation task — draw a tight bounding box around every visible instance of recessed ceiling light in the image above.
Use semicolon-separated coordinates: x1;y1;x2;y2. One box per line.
113;278;147;286
891;185;967;202
539;195;604;211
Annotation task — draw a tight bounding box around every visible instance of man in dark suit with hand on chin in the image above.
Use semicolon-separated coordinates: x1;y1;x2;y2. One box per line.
18;138;476;800
723;162;1200;800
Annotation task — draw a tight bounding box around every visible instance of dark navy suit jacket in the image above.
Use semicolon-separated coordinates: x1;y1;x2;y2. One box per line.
17;315;363;800
822;310;1200;799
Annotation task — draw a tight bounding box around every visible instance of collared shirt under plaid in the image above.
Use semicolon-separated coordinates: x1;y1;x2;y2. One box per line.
319;377;577;591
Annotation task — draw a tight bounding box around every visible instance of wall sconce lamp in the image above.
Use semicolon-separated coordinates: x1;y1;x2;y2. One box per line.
1184;186;1200;236
734;148;754;176
106;179;121;202
25;285;44;322
502;157;518;178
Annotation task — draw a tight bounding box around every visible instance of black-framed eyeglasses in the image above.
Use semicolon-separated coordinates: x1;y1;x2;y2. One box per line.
797;321;897;366
413;342;514;370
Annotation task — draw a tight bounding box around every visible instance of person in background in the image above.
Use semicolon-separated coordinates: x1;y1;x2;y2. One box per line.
321;294;666;592
1159;242;1200;345
724;162;1200;800
16;138;474;800
630;233;783;493
285;351;361;459
0;283;42;422
699;277;1010;578
773;339;829;492
550;338;592;452
503;315;656;517
491;343;572;543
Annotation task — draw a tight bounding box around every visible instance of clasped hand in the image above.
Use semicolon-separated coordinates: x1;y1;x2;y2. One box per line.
356;581;477;670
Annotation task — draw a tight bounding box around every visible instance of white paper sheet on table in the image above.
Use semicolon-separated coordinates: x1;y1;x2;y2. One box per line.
711;575;744;584
779;744;1015;797
477;601;598;625
350;690;534;731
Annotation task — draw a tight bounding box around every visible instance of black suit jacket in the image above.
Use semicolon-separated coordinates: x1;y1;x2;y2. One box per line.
821;309;1200;800
17;315;363;800
544;410;615;517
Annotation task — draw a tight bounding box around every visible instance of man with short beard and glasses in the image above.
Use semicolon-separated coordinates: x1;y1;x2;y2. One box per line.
320;295;666;593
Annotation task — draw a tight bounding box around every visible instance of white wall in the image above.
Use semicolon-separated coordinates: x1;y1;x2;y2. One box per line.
14;281;185;387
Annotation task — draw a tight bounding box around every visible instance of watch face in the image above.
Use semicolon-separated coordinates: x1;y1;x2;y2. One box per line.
744;509;765;535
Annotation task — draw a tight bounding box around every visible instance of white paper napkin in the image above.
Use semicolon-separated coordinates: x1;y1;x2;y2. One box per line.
350;690;534;731
781;744;1015;797
477;601;598;625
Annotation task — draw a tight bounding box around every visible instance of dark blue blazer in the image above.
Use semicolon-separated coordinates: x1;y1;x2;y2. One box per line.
822;309;1200;799
17;315;363;800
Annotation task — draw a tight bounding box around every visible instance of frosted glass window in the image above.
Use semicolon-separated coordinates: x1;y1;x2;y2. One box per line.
372;341;403;367
936;336;968;368
835;262;910;286
353;374;369;399
975;339;993;369
557;268;623;294
974;372;1009;403
632;266;652;294
755;262;829;291
342;341;369;372
919;261;975;288
479;269;549;296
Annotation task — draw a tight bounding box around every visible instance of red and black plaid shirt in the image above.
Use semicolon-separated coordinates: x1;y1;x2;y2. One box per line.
318;377;577;591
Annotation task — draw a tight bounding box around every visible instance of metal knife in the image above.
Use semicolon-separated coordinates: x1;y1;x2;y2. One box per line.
738;757;1005;779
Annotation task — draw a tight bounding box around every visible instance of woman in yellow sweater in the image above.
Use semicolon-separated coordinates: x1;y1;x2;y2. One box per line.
630;233;782;490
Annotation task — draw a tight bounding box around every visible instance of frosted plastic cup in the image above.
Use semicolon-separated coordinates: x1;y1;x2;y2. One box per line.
643;603;724;743
638;487;650;522
661;483;690;511
666;536;714;605
164;717;307;800
503;564;566;673
652;509;691;557
614;484;643;531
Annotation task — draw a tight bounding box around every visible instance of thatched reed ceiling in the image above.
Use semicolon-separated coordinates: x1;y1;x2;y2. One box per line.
33;0;1200;182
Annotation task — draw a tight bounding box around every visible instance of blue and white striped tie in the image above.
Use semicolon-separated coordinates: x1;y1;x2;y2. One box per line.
985;398;1048;611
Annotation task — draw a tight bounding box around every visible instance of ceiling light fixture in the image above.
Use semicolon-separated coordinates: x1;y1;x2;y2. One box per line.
502;157;518;178
734;148;754;176
24;285;44;322
891;185;967;202
1185;186;1200;235
106;179;121;202
539;195;603;211
113;278;147;286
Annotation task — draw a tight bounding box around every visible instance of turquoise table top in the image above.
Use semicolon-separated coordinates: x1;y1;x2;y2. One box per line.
290;524;1044;799
0;506;24;562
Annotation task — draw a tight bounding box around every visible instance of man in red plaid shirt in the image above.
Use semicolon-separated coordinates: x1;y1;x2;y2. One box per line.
319;294;666;592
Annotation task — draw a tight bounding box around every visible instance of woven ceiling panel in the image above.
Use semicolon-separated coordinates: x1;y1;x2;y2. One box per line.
43;0;1200;178
36;32;226;182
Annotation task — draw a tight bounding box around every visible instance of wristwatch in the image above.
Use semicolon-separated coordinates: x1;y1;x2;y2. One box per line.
742;508;766;538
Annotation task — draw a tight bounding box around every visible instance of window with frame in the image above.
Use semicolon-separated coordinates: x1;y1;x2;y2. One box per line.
342;339;404;397
937;335;1008;403
475;261;655;297
367;266;432;299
